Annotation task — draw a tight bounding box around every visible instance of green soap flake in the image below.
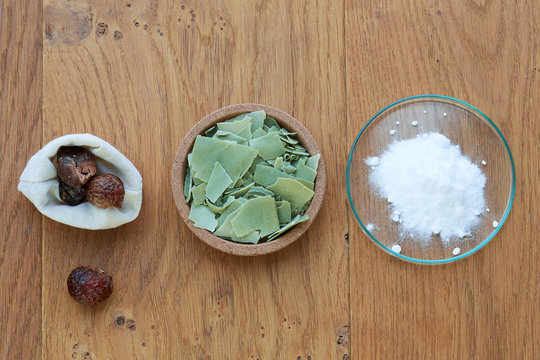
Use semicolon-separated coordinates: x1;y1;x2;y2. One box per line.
230;196;280;237
228;110;265;131
253;164;293;187
191;183;207;205
306;154;320;171
189;204;218;232
278;128;297;136
206;162;233;203
285;147;310;156
281;164;297;174
276;201;291;224
216;199;245;227
231;229;260;244
246;186;274;198
214;130;248;144
296;159;317;182
217;116;251;134
190;136;258;183
297;178;314;190
267;178;314;212
268;126;279;133
249;132;286;160
214;208;241;237
252;128;267;138
273;157;283;171
244;110;266;132
264;116;279;128
231;177;244;189
248;156;266;174
184;167;192;202
188;153;193;166
192;177;203;186
205;126;217;137
280;135;299;145
206;196;235;214
268;214;309;241
228;182;255;197
237;123;253;141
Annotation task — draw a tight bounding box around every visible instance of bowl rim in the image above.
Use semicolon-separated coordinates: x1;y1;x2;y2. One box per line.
172;103;326;256
346;94;516;264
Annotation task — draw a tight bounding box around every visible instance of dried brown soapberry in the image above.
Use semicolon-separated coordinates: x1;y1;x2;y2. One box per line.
58;180;86;205
86;174;125;208
67;266;113;305
57;146;97;188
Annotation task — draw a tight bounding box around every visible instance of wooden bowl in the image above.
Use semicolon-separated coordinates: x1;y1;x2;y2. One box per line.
172;104;326;256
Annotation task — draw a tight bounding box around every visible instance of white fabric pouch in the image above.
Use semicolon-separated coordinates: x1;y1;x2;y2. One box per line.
18;134;143;229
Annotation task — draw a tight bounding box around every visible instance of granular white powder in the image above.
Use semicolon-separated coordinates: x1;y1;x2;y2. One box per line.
368;133;486;243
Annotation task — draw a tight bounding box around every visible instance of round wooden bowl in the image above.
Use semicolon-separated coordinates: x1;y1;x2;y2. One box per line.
172;104;326;256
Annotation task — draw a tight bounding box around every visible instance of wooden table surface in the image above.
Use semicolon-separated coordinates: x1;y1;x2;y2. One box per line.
1;0;538;358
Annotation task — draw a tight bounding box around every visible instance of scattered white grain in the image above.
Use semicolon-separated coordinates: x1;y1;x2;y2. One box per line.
396;121;400;125
411;120;418;126
452;247;461;256
443;112;447;117
473;210;481;216
390;129;397;135
486;208;490;212
371;166;375;170
492;220;499;227
365;156;380;167
391;244;402;253
481;160;487;165
366;223;375;232
392;214;400;222
423;109;427;114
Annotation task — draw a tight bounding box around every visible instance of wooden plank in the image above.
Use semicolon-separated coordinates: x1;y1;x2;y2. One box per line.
0;0;43;358
42;0;348;358
346;0;539;358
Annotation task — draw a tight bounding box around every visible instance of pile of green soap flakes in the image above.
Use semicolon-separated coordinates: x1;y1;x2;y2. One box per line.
185;110;320;244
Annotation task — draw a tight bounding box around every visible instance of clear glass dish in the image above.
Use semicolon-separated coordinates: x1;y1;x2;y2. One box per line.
346;95;515;264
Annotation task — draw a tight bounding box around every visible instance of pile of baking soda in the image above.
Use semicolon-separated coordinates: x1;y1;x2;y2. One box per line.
366;133;486;243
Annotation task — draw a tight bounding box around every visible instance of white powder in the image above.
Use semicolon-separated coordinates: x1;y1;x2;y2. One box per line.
366;223;375;232
365;156;380;167
391;244;402;253
368;133;486;243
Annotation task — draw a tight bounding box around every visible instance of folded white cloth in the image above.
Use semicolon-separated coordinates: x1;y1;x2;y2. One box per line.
18;134;143;229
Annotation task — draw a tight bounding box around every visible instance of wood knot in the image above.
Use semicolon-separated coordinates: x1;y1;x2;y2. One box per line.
115;316;125;326
44;1;93;45
96;22;108;37
114;30;123;40
126;319;136;330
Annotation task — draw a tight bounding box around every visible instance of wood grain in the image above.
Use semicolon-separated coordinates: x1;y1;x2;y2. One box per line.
2;0;538;358
0;0;42;358
42;0;348;359
346;0;539;358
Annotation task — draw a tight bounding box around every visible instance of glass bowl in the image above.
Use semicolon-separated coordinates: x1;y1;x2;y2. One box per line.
346;95;515;264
